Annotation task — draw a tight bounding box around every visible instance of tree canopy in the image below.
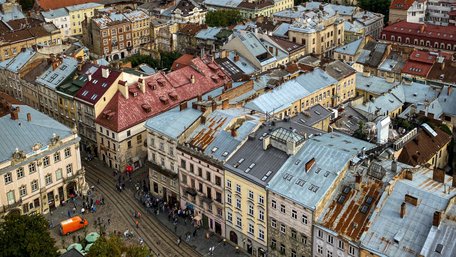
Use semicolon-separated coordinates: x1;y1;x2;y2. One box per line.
126;51;181;70
358;0;391;23
86;235;149;257
18;0;34;11
0;213;58;257
205;10;243;27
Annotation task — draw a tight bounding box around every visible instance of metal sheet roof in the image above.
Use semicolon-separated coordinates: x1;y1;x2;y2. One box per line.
356;73;397;95
334;37;363;56
145;107;202;139
267;132;375;209
35;57;78;90
0;105;73;163
203;0;242;8
42;8;69;19
0;48;35;73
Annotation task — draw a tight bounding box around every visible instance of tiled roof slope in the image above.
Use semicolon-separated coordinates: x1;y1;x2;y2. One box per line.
390;0;415;10
96;57;231;132
36;0;98;11
74;67;121;105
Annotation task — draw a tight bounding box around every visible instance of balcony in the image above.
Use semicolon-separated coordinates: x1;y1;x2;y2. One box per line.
201;195;213;204
185;187;197;197
1;198;22;213
146;161;177;179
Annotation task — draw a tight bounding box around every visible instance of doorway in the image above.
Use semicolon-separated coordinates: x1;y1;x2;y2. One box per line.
229;231;238;244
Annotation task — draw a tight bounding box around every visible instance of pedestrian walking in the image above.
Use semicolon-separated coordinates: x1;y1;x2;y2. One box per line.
135;220;139;228
67;210;71;218
97;178;100;185
177;238;181;246
108;218;111;225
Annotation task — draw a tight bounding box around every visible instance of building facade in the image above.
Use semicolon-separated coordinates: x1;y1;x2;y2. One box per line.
0;105;87;216
67;2;104;36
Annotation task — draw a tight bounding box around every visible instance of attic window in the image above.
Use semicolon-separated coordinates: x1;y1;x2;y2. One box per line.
211;75;219;82
211;147;218;153
435;244;444;254
295;160;301;165
359;205;369;214
141;103;151;113
159;95;169;104
81;90;89;96
222;151;229;157
147;81;156;89
238;158;244;164
295;179;306;187
337;194;346;204
305;158;315;172
93;80;98;84
102;82;108;88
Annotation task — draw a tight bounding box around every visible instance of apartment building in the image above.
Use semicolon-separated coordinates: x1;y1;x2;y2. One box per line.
41;8;71;38
36;56;78;122
95;57;230;172
324;60;357;106
0;105;87;216
203;0;294;19
168;0;207;24
244;68;340;119
267;133;375;257
426;0;456;25
145;106;203;205
74;67;122;155
67;2;104;36
123;10;151;54
0;18;62;61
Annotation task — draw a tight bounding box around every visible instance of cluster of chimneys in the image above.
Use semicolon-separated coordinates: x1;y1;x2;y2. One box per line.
10;106;32;122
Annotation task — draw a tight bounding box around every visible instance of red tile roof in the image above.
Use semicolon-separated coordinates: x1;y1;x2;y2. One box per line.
390;0;415;10
171;54;194;71
382;21;456;42
96;57;231;132
408;49;436;64
74;67;121;105
401;60;433;77
36;0;98;10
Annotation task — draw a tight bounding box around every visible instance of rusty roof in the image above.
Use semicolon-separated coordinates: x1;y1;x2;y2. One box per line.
36;0;98;11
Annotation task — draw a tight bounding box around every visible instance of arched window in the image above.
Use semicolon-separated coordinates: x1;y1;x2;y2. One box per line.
397;36;402;42
391;35;395;41
405;38;410;43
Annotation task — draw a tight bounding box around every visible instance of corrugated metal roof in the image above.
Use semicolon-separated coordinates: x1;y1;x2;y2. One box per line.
0;105;73;163
356;73;397;95
334;37;363;56
145;107;202;139
267;132;375;209
35;57;78;90
361;167;456;257
195;27;222;40
203;0;242;8
65;2;102;12
0;48;35;73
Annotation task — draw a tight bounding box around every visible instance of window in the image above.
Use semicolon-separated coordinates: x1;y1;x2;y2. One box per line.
64;147;71;158
258;228;264;241
271;218;276;228
181;159;186;169
45;174;52;185
280;224;286;233
31;180;38;192
215;176;221;186
28;163;36;174
301;234;307;245
54;152;61;162
248;205;254;216
181;174;187;184
226;179;231;188
302;214;308;224
66;164;73;176
292;209;297;219
291;229;297;239
248;224;254;235
236;216;242;228
318;229;323;238
317;245;323;254
338;241;344;250
19;185;27;197
280;244;285;254
281;204;286;213
227;193;232;204
236;198;241;209
258;195;264;205
327;235;334;245
236;184;241;193
16;167;24;179
271;239;276;249
349;245;355;256
198;167;202;177
248;190;254;199
127;130;131;137
291;250;296;257
127;141;132;149
4;173;12;184
159;142;164;151
259;209;264;221
56;169;62;180
206;171;211;182
272;199;276;209
189;164;194;173
227;211;232;223
327;251;333;257
7;191;14;204
43;156;50;167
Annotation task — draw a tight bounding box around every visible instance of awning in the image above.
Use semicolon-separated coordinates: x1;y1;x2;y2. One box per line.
125;165;133;172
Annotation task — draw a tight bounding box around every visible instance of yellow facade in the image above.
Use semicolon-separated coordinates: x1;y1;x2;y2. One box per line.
238;0;293;19
68;4;104;36
225;170;268;253
334;72;356;105
0;31;63;61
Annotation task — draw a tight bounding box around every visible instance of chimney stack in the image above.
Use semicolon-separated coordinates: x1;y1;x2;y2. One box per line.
433;168;445;184
355;174;362;190
179;101;188;111
190;74;195;84
400;202;406;218
231;128;237;137
405;169;413;180
138;78;145;93
222;99;229;110
88;73;92;81
102;68;110;78
433;211;442;227
10;107;19;120
211;101;217;111
391;159;397;173
26;113;31;122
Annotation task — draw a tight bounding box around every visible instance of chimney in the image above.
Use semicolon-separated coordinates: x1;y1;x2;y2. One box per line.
221;50;228;59
224;81;232;91
433;211;442;227
234;54;240;62
391;159;398;173
190;74;195;84
118;80;129;100
433;168;445;184
400;202;406;218
102;68;110;78
448;86;452;96
355;174;362;190
405;169;413;180
10;107;19;120
179;101;188;111
26;113;31;122
231;128;237;137
222;99;229;110
138;78;145;93
88;74;92;81
211;101;217;111
197;95;202;101
441;62;445;70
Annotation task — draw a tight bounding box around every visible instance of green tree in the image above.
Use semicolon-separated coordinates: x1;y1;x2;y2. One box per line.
87;235;148;257
205;10;243;27
0;213;58;257
125;52;182;70
358;0;391;23
19;0;34;11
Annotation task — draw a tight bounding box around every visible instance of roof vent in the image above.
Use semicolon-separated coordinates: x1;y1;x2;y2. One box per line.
147;81;156;90
157;78;166;86
168;91;178;100
141;103;151;113
159;95;169;104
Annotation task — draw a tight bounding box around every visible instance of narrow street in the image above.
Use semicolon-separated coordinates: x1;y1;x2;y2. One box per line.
83;158;248;257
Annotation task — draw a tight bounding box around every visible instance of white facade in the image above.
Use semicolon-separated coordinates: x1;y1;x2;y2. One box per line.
426;0;456;25
407;1;427;23
313;226;359;257
42;9;71;38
